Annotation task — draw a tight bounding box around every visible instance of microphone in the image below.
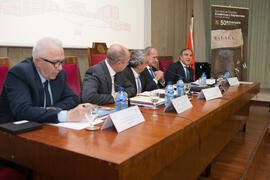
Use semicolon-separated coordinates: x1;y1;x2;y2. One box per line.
160;67;184;79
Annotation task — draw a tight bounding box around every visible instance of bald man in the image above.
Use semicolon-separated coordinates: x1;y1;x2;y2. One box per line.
81;44;136;105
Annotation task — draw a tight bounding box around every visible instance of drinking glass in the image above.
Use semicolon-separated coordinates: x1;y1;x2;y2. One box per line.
184;83;191;95
84;105;100;131
150;90;160;109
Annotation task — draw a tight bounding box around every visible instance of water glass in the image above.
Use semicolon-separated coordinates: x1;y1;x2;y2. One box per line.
150;90;160;109
84;105;100;131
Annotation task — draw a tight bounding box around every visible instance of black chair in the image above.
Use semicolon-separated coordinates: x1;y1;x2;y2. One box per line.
195;62;211;80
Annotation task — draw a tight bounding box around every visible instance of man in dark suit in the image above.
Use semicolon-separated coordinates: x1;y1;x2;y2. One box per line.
143;47;165;88
81;44;136;105
0;37;91;123
165;48;194;84
122;50;157;94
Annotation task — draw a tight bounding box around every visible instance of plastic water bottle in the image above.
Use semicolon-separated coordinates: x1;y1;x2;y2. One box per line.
123;90;128;109
165;82;174;106
176;77;184;97
115;87;128;111
201;72;207;87
224;70;230;79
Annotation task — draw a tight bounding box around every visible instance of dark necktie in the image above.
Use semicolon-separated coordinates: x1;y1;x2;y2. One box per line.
44;80;51;107
149;68;155;79
185;66;190;82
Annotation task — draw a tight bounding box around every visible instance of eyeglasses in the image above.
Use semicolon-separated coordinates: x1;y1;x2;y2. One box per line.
151;56;158;59
40;57;65;68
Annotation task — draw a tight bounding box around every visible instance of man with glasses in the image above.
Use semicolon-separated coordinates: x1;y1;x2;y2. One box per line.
142;47;165;88
0;37;92;123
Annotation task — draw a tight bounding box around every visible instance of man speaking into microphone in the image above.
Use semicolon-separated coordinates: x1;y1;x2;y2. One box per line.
165;48;194;84
81;44;135;105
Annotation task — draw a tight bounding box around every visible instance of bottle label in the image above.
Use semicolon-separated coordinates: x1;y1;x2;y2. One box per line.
167;90;174;95
177;85;184;88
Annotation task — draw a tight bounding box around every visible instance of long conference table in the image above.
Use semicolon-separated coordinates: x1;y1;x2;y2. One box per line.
0;83;259;180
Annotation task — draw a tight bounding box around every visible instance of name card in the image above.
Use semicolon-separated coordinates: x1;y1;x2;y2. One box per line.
101;106;145;133
164;95;192;113
198;87;222;101
206;79;216;85
227;77;240;86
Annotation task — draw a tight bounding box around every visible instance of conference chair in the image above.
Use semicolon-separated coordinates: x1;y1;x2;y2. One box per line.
63;56;81;98
0;165;25;180
0;57;10;92
158;56;173;77
87;42;108;67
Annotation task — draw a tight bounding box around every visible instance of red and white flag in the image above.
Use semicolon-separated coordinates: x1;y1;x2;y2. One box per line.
186;16;195;77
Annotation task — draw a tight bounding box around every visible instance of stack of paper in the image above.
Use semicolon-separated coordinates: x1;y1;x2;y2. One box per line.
129;96;165;107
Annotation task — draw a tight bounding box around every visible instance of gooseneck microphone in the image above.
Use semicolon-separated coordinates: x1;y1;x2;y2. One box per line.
160;67;184;79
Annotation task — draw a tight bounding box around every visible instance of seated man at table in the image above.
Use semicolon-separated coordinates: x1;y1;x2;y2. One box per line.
81;44;135;105
142;47;165;88
165;48;194;84
122;50;157;94
0;37;92;123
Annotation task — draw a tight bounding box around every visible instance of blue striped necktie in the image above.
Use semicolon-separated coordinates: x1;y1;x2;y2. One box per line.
149;68;155;79
136;76;142;93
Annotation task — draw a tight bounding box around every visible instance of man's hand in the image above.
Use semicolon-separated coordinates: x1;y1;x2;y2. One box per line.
66;103;94;122
112;92;117;102
154;70;164;81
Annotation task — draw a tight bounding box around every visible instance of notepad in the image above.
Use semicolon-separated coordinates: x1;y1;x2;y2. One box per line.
0;120;42;135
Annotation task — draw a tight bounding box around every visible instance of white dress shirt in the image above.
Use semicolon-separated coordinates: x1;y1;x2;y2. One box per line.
105;59;116;95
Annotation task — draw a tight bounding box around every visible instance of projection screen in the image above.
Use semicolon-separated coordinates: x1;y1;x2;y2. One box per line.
0;0;145;49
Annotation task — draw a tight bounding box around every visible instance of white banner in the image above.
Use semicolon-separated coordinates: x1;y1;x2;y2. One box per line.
211;29;243;49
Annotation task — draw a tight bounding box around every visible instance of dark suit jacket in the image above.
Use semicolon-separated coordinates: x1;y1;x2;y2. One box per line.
0;57;80;123
121;66;157;94
165;61;194;84
141;67;162;89
81;60;136;105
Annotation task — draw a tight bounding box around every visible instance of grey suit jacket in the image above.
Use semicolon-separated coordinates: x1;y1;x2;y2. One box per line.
81;60;136;105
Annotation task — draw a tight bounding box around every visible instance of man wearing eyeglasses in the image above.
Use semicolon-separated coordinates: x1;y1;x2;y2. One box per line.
142;47;165;89
0;37;92;123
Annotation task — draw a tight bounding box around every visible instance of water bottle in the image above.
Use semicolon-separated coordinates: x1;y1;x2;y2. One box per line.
165;82;174;106
123;90;128;109
201;72;207;87
176;77;184;97
224;70;230;79
115;87;128;111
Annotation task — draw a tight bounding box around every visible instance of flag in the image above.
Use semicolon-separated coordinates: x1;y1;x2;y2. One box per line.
186;16;195;79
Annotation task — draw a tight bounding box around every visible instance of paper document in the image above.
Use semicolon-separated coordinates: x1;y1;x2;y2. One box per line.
48;119;104;130
239;81;253;85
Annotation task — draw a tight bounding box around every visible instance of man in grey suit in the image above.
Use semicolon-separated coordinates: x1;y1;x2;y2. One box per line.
81;44;136;105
